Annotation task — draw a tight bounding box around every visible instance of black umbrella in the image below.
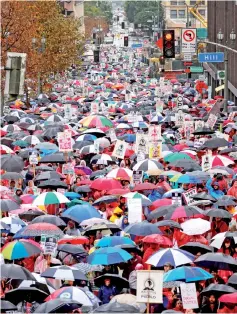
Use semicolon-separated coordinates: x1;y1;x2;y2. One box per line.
31;215;66;227
169;159;201;171
74;185;92;193
201;283;236;297
200;138;229;149
1;264;35;280
0;300;18;313
18;148;38;159
40;152;66;163
154;220;182;230
180;242;213;255
93;195;119;206
1;172;24;180
19;209;46;221
215;196;237;207
227;273;237;288
0;199;19;212
42;127;63;139
57;244;87;256
73;141;93;149
90;169;109;179
93;301;138;313
115;244;142;255
205;208;232;218
35;165;54;171
94;274;129;291
149;205;203;220
192;128;215;135
192;192;217;202
195;253;237;271
5;286;48;304
83;223;121;236
38;179;68;189
1;137;14;147
1;154;24;172
33;298;83;313
4;115;20;123
35;171;63;181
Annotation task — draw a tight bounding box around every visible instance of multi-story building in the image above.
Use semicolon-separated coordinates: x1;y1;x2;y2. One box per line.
205;1;237;103
59;0;85;34
162;0;207;38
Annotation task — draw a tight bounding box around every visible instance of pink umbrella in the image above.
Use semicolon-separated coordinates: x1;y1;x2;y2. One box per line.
91;178;123;191
150;198;173;211
20;194;36;204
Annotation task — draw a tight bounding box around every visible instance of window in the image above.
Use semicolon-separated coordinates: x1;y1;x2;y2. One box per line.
190;1;196;5
178;9;186;17
199;9;206;16
179;1;186;5
171;1;178;5
170;10;178;18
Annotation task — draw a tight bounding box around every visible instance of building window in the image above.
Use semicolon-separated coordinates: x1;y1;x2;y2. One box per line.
170;1;178;5
179;1;186;5
190;1;196;5
178;9;186;18
199;9;206;16
170;10;178;18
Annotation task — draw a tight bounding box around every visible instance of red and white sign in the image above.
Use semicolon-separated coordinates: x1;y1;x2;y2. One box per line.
181;28;197;53
58;131;73;152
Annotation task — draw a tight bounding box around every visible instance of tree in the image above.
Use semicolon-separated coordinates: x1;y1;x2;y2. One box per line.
84;1;112;24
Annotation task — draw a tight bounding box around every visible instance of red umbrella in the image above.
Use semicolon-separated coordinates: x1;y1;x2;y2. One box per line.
133;183;157;191
142;234;172;246
91;178;123;191
219;292;237;304
106;188;130;195
150;199;172;211
173;144;189;152
76;179;92;186
58;236;89;245
20;194;35;204
0;129;7;137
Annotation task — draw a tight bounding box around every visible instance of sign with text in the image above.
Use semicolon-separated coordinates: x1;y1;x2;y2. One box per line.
135;134;149;154
64;103;72;120
172;192;182;206
58;131;73;152
149;142;162;159
180;283;199;309
182;187;197;205
136;270;163;303
132;170;143;185
41;234;59;256
175;111;185;127
112;140;127;159
206;113;217;129
148;125;161;142
195;120;204;130
181;28;197;53
202;154;212;172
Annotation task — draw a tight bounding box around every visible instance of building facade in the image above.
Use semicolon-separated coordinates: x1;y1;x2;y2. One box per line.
205;1;237;103
59;0;85;34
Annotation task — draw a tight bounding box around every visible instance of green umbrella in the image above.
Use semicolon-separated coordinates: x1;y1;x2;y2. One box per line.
12;140;29;148
164;152;192;163
66;199;88;208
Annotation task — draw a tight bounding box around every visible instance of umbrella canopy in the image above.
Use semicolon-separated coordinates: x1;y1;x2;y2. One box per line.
124;221;162;236
33;298;83;313
93;301;139;313
91;178;123;191
4;287;48;304
195;252;237;270
94;273;129;290
180;242;213;255
95;236;134;248
219;292;237;304
57;244;87;256
62;204;101;223
87;247;132;265
74;263;104;274
181;218;211;235
1;264;35;280
163;266;213;283
210;231;237;249
0;300;18;313
32;192;70;206
201;283;236;297
227;273;237;288
201;138;229;149
1;239;42;260
0;199;19;212
31;214;66;227
142;234;172;246
41;265;88;281
133;159;163;172
149;205;204;220
20;222;64;238
1;154;24;172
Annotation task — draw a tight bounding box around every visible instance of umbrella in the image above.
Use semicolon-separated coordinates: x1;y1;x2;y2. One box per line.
201;283;236;297
195;252;237;270
38;179;68;189
95;236;134;248
210;232;237;249
33;298;83;313
191;192;216;202
93;196;119;206
35;171;63;181
201;138;229;149
180;242;213;255
87;247;132;265
0;199;19;212
215;196;237;207
18;271;55;294
1;172;24;180
45;286;93;306
91;178;123;191
94;274;129;290
124;221;162;236
58;235;89;245
5;287;48;304
181;218;211;235
106;168;133;181
22;135;42;145
133;182;157;191
62;204;101;223
41;265;88;281
110;294;146;313
227;273;237;288
146;248;195;268
1;264;35;280
20;222;64;238
0;300;18;313
35;142;59;150
31;215;66;227
168;159;201;170
163;266;213;283
57;244;87;257
93;301;139;313
142;234;172;246
19;209;45;221
154;220;182;230
1;154;24;172
219;292;237;304
40;152;66;163
74;263;104;274
149;205;204;220
1;239;42;260
0;217;26;233
82;222;121;236
123;192;152;206
205;208;232;219
133;159;163;172
32;192;70;206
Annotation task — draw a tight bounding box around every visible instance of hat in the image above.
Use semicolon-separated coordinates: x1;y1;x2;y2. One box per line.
164;262;172;267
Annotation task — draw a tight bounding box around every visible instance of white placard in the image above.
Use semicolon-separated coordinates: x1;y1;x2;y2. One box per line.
132;170;143;185
202;154;212;172
112;140;127;159
109;129;117;142
177;95;184;110
91;102;99;114
136;151;146;163
180;283;199;309
182;187;197;205
148;125;161;142
136;271;163;304
195;120;204;130
206;113;217;129
127;198;142;224
64;103;72;120
135;134;149;154
175;111;185;127
172;192;182;206
40;234;58;256
29;154;38;165
156;99;164;113
58;131;73;152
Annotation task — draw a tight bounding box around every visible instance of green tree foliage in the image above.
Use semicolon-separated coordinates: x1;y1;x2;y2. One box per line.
84;1;112;23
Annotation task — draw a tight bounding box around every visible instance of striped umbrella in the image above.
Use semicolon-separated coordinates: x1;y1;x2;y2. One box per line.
20;222;64;237
1;239;42;260
32;192;70;206
210;155;234;167
74;263;104;274
41;265;87;281
123;192;152;206
133;159;163;172
79;115;113;128
106;168;133;181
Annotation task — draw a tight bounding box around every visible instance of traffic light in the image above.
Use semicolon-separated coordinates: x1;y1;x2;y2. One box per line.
124;36;128;47
93;33;96;39
93;50;100;63
121;22;125;29
159;56;165;65
163;30;175;59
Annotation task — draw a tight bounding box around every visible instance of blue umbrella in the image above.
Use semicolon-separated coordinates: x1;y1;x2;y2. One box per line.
64;192;82;200
62;204;101;223
124;221;162;236
95;236;134;248
163;266;213;283
121;134;136;143
175;174;202;184
88;247;132;265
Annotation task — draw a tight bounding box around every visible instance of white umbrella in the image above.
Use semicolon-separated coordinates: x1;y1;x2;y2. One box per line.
80;218;109;226
181;218;211;235
210;232;237;249
19;272;55;293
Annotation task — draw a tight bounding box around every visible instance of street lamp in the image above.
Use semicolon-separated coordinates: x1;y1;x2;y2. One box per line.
230;29;236;41
217;29;224;42
32;37;46;95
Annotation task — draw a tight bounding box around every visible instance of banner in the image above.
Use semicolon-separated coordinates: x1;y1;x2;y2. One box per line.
58;131;73;152
148;125;161;142
127;198;142;224
135;134;149;154
149;142;162;159
180;283;199;309
202;154;212;172
182;187;197;205
136;270;163;303
132;170;143;185
112;140;127;159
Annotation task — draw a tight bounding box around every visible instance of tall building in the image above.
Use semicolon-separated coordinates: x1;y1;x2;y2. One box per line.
162;0;207;38
205;1;237;102
59;0;85;34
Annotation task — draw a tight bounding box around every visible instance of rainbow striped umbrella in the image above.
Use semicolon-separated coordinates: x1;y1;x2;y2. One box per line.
1;239;42;260
79;115;113;128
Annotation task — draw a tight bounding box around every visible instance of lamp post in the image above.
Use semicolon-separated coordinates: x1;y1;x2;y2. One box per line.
32;37;46;95
217;28;236;112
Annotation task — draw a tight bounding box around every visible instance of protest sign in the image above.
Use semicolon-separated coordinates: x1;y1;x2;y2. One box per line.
148;125;161;142
127;198;142;224
175;111;185;127
109;129;117;142
182;187;197;205
149;142;162;159
132;170;143;185
184;121;194;139
41;235;58;255
64;103;72;120
206;113;217;129
172;192;182;206
58;131;73;152
91;102;99;114
136;270;163;303
136;151;146;163
202;154;212;172
112;140;127;159
155;86;162;97
156;99;164;113
62;163;74;175
135;134;149;154
180;283;199;309
195;120;204;130
29;153;38;165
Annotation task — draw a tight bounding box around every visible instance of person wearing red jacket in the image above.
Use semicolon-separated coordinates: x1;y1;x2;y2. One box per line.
211;217;228;237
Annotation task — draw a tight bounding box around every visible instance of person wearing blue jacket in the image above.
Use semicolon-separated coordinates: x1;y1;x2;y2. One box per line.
98;278;117;304
206;179;224;199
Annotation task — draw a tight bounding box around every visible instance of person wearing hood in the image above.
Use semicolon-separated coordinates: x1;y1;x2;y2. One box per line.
206;179;224;199
109;207;123;224
98;278;117;304
156;175;171;192
227;179;237;198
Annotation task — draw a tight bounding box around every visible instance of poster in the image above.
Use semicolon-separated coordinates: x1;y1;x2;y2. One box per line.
195;120;204;130
136;270;163;303
149;142;162;159
91;102;99;114
182;187;197;205
136;151;146;163
58;131;73;152
172;192;182;206
156;99;164;113
112;140;127;159
127;198;142;224
29;153;38;165
109;129;117;142
64;103;72;120
132;170;143;185
135;134;149;154
41;234;59;255
180;283;199;309
62;163;74;175
94;140;100;154
175;111;185;127
202;154;212;172
148;125;161;142
184;121;194;139
206;113;217;129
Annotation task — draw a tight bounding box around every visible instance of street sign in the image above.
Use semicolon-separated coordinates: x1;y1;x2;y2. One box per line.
183;53;192;61
181;28;197;53
198;52;224;63
190;66;203;73
131;43;143;49
197;28;207;39
177;95;184;110
217;70;225;80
